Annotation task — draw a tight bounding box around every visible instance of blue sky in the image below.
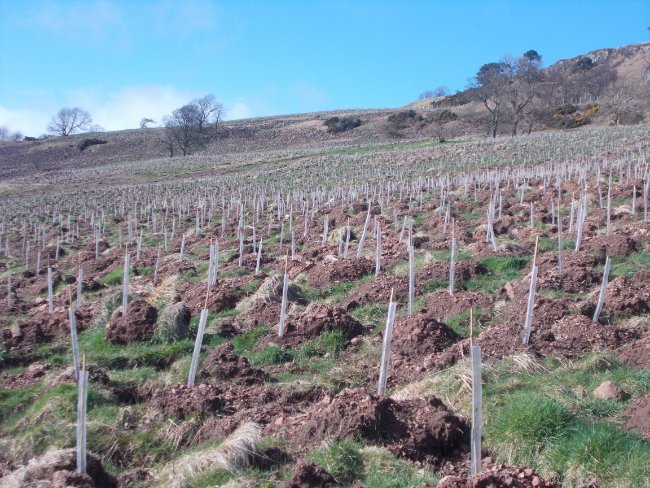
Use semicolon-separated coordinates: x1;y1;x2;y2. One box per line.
0;0;648;135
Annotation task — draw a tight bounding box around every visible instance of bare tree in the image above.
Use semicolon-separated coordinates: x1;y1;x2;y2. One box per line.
504;50;543;136
139;118;155;129
418;90;435;100
433;86;449;97
192;95;224;133
213;103;225;136
160;104;205;156
48;108;92;136
472;62;508;137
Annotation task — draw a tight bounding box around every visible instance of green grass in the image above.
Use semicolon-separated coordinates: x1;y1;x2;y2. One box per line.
444;307;489;338
349;302;388;333
464;255;530;294
314;439;365;485
249;345;295;366
98;267;124;285
431;248;472;261
75;325;196;369
361;448;438;488
609;252;650;279
484;354;650;486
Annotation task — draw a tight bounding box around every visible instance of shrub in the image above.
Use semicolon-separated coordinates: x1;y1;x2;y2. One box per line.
78;138;107;151
324;116;362;134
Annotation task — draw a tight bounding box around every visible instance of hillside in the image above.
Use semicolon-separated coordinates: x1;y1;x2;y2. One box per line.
0;42;649;488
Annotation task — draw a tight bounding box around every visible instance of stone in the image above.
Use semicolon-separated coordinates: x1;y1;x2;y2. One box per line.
593;380;629;401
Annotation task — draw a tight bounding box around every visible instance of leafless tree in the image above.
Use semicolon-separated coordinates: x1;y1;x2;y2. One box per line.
139;118;155;129
48;107;92;136
433;86;449;97
192;95;224;133
472;62;509;137
160;104;205;156
604;81;643;126
504;50;543;136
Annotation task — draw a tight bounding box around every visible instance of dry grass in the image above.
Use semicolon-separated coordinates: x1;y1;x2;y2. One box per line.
148;274;179;306
392;352;545;418
157;422;262;485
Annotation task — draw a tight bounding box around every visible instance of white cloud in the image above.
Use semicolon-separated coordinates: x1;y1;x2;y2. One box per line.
0;86;259;135
25;0;128;46
72;85;200;131
0;106;52;137
226;101;253;120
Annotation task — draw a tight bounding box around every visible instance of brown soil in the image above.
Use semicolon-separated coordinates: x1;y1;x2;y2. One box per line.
592;270;650;320
182;280;245;315
623;393;650;439
239;300;283;328
2;306;94;359
424;291;492;322
392;308;461;357
582;234;637;256
202;343;269;385
105;300;158;345
276;388;467;464
284;304;364;341
149;383;225;420
436;313;641;372
284;462;339;488
306;257;374;288
196;385;325;442
616;337;650;370
343;274;421;310
435;464;557;488
534;252;602;293
0;362;52;386
417;259;486;284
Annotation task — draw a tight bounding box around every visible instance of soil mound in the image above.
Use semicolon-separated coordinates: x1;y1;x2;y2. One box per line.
583;234;637;256
616;337;650;370
149;383;225;420
105;300;158;345
2;306;93;358
285;304;364;340
0;362;52;386
392;309;461;357
588;270;650;320
182;281;244;315
202;343;269;385
307;257;374;288
343;274;421;310
535;252;602;293
0;448;117;487
417;259;485;283
285;462;339;488
435;464;557;488
424;291;492;322
624;393;650;439
239;300;283;328
284;388;467;463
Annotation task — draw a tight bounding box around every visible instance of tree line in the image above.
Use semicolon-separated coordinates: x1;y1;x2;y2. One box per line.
465;49;638;137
